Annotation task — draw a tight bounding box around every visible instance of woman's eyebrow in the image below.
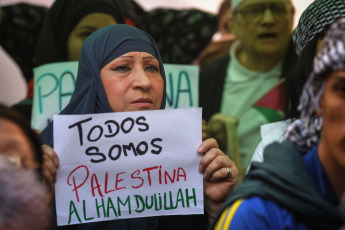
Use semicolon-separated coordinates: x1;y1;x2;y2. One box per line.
143;56;156;60
116;55;156;60
75;25;97;30
334;76;345;82
118;55;134;59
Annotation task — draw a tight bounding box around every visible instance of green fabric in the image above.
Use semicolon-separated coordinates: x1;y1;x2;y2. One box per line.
253;106;283;123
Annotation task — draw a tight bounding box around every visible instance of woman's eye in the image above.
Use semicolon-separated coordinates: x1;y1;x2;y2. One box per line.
80;31;93;40
144;65;159;72
113;65;131;72
336;84;345;94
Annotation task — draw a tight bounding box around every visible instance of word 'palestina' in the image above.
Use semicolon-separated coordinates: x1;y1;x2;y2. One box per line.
68;164;187;202
68;116;163;163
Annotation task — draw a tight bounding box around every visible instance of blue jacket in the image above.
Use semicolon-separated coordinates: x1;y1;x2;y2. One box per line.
212;141;343;230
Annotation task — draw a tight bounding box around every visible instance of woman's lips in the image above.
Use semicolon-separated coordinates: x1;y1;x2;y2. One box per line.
131;98;153;107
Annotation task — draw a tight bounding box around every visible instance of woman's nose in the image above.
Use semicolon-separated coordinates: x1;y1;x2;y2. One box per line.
132;67;151;90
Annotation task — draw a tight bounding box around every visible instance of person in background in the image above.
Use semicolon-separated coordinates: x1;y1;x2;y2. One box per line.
0;104;51;229
199;0;295;176
39;24;239;230
0;3;30;106
134;2;218;65
0;156;50;230
12;0;125;121
193;0;235;69
0;3;47;83
212;17;345;230
0;103;43;172
248;0;345;169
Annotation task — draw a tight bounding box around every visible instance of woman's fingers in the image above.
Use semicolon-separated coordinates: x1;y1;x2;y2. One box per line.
198;138;239;183
197;138;219;154
41;144;59;184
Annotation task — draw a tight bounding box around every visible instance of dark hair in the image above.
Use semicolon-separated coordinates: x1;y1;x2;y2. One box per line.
284;37;319;119
0;104;43;175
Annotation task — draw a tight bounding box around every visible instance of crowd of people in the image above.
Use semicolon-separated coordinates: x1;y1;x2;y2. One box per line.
1;0;345;229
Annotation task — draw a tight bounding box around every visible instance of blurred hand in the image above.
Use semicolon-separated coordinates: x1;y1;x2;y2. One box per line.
202;119;208;141
41;144;59;194
207;113;229;152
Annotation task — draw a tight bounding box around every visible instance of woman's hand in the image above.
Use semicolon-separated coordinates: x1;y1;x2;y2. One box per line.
197;138;238;219
41;144;59;193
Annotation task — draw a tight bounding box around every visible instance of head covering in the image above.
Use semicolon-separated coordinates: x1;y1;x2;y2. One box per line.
293;0;345;56
40;24;167;147
286;17;345;148
33;0;125;67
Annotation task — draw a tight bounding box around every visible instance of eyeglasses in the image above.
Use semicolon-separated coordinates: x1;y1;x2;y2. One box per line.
234;3;293;24
5;154;40;170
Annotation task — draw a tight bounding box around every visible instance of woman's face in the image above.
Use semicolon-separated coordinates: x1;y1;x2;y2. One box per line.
0;117;36;169
100;51;164;112
67;13;117;61
318;70;345;167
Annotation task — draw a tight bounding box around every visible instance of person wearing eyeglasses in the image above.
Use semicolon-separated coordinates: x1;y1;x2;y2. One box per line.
199;0;295;178
211;17;345;230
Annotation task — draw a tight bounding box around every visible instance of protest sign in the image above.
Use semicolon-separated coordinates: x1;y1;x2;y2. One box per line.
31;61;78;130
31;62;199;131
53;108;203;226
164;64;198;109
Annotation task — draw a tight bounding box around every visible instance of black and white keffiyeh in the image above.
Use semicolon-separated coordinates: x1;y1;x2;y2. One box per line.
293;0;345;56
286;18;345;149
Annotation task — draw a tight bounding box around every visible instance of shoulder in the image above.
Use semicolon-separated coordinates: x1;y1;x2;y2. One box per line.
214;197;309;230
200;55;230;77
206;54;230;67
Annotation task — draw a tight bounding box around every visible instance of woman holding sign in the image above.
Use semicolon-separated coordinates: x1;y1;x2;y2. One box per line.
40;24;238;230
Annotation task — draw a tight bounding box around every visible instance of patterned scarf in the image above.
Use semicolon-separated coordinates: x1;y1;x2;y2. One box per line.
286;18;345;148
293;0;345;56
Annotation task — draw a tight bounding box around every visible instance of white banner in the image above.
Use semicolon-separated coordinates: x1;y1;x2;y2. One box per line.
53;108;203;226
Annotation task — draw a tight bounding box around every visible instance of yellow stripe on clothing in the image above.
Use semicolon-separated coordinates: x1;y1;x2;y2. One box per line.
214;199;244;230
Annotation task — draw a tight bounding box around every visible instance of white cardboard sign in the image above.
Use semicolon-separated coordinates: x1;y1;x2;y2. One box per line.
53;108;203;226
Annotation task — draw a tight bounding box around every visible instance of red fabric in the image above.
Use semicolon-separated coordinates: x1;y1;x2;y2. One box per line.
254;81;285;112
27;78;34;98
125;17;136;27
